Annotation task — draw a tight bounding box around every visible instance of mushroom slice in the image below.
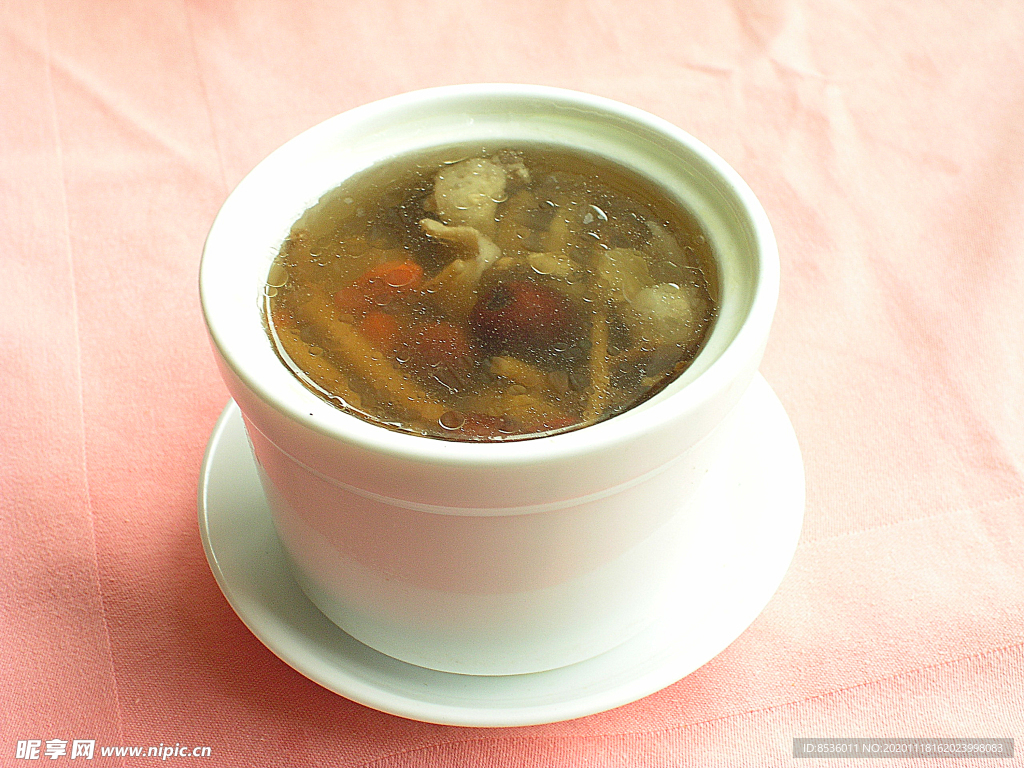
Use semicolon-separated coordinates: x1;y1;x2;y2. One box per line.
420;219;503;322
420;219;501;271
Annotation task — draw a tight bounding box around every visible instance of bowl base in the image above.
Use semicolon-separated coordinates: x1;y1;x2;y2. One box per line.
197;373;804;727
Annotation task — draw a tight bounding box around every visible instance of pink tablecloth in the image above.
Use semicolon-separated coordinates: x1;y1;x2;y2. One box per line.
2;1;1022;765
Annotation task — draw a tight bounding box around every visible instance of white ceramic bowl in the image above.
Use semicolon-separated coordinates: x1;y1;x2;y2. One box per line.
200;84;778;675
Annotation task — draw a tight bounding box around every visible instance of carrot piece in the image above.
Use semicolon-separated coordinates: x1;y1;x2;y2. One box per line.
358;260;424;291
336;260;425;313
359;311;401;352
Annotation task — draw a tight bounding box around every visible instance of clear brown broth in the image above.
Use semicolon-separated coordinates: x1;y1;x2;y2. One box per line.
264;145;718;441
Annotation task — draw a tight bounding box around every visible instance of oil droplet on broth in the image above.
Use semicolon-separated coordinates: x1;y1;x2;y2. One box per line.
439;410;465;430
266;263;288;288
384;265;417;288
497;416;518;433
528;252;559;275
582;203;607;226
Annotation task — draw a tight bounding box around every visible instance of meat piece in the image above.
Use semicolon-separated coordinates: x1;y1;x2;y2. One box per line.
433;158;507;234
493;151;531;187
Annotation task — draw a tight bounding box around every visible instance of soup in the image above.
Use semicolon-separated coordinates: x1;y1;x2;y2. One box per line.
263;146;718;441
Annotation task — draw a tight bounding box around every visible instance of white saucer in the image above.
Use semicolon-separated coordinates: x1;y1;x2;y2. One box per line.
198;373;804;727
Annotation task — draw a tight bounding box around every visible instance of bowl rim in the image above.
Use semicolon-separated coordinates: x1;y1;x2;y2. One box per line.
200;83;778;468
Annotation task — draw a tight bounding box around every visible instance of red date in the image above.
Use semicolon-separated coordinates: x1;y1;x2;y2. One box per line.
469;280;575;354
